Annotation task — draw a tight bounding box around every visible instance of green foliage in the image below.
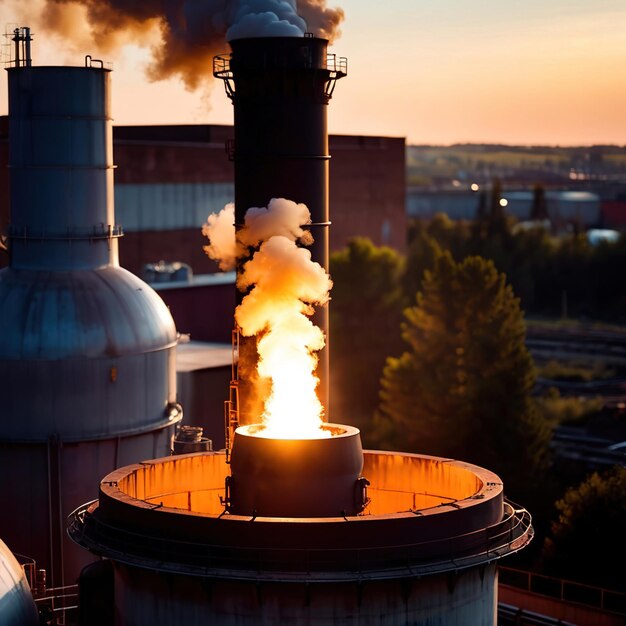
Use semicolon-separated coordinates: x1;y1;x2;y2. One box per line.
407;208;626;321
537;359;615;383
329;237;405;431
534;390;604;428
541;466;626;590
404;213;470;299
378;253;551;499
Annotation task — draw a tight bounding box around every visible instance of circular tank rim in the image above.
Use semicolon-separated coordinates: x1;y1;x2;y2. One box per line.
235;422;359;440
97;449;503;524
6;65;111;74
68;450;533;581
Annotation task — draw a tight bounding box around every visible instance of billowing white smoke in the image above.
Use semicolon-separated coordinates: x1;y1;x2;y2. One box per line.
203;198;332;438
227;1;307;40
202;203;240;271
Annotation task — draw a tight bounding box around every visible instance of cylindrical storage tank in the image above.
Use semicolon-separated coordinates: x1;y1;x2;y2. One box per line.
69;451;533;625
0;64;181;587
217;36;345;421
7;66;118;270
0;539;39;626
228;424;365;517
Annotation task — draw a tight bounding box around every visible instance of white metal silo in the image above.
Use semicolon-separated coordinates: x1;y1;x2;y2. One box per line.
0;53;181;587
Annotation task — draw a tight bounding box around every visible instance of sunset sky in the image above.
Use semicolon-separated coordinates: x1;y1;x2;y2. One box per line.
1;0;625;146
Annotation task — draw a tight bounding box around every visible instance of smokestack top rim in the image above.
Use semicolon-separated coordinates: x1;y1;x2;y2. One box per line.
5;65;111;74
227;35;329;45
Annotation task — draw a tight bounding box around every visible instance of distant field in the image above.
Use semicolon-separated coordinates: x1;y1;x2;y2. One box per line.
605;154;626;167
406;145;626;186
407;146;570;169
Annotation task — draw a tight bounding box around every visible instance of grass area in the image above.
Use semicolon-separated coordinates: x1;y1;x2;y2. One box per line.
604;154;626;166
537;359;615;382
535;391;604;428
526;317;626;335
406;146;570;170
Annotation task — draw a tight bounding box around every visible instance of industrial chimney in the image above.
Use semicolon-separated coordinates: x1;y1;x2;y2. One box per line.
0;45;181;586
214;35;346;423
69;34;532;625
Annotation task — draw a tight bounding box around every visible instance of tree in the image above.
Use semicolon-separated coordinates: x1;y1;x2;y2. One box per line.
378;253;550;499
404;220;444;301
529;184;549;221
486;177;509;240
329;237;405;434
541;466;626;590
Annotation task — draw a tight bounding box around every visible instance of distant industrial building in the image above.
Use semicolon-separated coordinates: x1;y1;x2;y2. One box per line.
407;187;603;228
0;120;406;275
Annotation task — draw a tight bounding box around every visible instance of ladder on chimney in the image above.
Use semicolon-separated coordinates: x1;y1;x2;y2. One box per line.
224;327;240;464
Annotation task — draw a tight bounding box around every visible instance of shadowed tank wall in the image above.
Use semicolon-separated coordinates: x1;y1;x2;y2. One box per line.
110;563;498;626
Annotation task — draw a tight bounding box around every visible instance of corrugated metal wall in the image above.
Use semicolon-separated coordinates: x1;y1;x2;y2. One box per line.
115;183;234;231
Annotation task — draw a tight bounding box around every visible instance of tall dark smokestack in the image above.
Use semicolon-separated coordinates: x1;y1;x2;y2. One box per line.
214;35;346;422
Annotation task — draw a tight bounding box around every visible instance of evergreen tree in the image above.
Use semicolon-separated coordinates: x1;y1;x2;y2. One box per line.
541;466;626;590
529;184;549;221
378;253;550;499
404;220;443;301
486;177;509;240
471;190;489;243
329;237;405;434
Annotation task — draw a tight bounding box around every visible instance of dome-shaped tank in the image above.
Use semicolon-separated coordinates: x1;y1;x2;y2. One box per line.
0;266;177;440
0;539;39;626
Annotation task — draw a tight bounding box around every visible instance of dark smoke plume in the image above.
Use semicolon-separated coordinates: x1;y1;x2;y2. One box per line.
20;0;344;90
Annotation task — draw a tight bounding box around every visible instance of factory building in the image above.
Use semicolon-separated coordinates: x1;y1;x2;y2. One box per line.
407;187;602;228
112;126;406;277
0;122;407;277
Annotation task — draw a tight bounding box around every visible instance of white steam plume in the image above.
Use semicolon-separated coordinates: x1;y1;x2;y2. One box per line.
203;197;332;438
202;203;240;271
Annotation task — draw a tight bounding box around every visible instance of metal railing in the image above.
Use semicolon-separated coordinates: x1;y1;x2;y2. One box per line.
34;585;79;626
68;499;532;581
326;53;347;75
213;51;347;101
498;602;576;626
500;566;626;617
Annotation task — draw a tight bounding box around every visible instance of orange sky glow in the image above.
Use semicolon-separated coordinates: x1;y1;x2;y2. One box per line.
0;0;625;146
